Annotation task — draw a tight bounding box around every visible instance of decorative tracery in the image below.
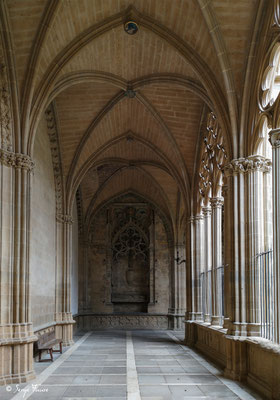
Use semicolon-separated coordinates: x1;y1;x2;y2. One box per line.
198;112;227;203
112;224;148;262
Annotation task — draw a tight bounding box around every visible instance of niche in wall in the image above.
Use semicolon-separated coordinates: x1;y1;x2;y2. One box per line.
111;205;151;312
84;192;171;318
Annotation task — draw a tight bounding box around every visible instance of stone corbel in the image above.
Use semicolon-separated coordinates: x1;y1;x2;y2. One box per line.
56;213;73;224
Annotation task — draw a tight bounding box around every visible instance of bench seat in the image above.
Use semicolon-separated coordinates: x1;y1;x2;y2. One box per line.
36;330;63;362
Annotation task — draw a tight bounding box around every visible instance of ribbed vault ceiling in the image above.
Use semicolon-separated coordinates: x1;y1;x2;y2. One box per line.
6;0;261;235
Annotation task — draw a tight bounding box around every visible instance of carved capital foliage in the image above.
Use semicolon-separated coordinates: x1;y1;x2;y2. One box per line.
56;213;73;225
45;104;64;217
210;197;224;209
202;206;212;217
224;156;272;176
0;148;34;171
193;214;204;222
269;128;280;148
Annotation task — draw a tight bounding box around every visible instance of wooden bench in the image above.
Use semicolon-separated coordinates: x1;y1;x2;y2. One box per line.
36;330;63;362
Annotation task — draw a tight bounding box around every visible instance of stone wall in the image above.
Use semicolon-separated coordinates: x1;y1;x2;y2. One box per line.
80;198;171;327
185;321;280;399
30;115;56;330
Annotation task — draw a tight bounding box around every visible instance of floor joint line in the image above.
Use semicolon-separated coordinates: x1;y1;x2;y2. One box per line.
126;331;141;400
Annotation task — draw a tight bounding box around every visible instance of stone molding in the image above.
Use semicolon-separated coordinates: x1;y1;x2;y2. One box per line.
56;213;73;224
45;104;64;216
75;314;168;329
0;56;12;152
0;148;34;171
269;128;280;148
210;197;224;209
224;156;272;176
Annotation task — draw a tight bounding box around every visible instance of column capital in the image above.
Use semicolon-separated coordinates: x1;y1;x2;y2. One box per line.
0;148;34;172
56;213;73;224
210;197;224;208
202;206;212;217
193;214;204;222
269;128;280;148
224;156;271;176
187;215;194;224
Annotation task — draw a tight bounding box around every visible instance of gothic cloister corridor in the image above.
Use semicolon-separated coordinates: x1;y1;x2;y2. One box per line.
2;0;280;399
0;330;262;400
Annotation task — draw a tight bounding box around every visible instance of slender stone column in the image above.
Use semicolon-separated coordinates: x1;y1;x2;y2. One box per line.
55;214;75;346
194;214;204;321
0;150;37;385
210;197;224;326
224;159;248;336
269;129;280;343
173;242;186;329
222;184;230;329
246;155;271;336
186;216;194;323
202;206;212;323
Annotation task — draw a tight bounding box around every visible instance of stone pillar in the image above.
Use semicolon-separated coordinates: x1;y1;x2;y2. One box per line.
269;129;280;343
224;159;248;336
55;214;75;346
222;184;230;330
185;216;195;344
187;216;196;322
0;150;37;385
202;206;212;323
170;243;186;329
194;214;204;321
246;155;271;336
210;197;224;326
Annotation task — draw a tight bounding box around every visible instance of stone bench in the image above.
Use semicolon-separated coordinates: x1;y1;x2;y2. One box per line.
36;330;62;362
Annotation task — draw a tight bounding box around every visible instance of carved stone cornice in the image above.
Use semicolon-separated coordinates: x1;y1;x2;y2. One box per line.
269;128;280;148
0;148;34;171
224;156;272;176
202;206;212;217
56;213;73;224
210;197;224;209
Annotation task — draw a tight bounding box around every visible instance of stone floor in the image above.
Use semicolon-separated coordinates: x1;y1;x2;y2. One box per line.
0;330;263;400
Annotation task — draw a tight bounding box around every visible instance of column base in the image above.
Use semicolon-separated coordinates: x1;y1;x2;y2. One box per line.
227;321;261;337
204;314;212;323
0;323;37;386
55;312;76;346
168;310;185;330
211;315;223;327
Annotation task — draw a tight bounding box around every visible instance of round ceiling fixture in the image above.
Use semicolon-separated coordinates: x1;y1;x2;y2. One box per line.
124;21;138;35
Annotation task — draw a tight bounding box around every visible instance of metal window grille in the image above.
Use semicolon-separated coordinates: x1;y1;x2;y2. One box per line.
256;250;274;340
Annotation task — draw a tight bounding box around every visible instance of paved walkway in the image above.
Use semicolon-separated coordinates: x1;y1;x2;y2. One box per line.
0;330;262;400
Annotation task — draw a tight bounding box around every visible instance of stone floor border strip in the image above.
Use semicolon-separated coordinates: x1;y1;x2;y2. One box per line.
11;332;92;400
126;331;141;400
